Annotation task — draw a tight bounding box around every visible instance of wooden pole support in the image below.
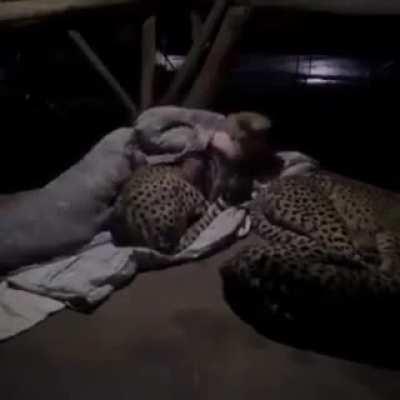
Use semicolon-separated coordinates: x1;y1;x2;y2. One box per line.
140;15;157;110
68;29;137;121
183;6;251;109
190;10;203;43
159;0;229;106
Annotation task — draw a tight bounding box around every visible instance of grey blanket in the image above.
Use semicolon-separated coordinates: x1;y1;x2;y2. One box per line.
0;106;226;273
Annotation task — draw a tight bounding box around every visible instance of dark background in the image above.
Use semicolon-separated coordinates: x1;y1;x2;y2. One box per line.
3;10;400;397
1;9;400;192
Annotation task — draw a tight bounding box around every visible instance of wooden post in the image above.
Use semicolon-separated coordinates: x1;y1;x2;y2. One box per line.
190;10;202;43
140;15;157;110
68;30;137;121
183;6;251;109
159;0;229;106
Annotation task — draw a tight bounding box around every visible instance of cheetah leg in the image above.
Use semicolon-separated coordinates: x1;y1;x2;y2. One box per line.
375;231;400;272
177;198;226;252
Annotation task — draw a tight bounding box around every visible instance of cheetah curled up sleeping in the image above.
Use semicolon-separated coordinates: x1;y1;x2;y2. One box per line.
220;170;400;325
109;159;252;255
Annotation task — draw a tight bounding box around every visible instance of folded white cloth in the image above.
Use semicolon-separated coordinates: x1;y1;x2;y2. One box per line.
7;233;135;308
0;282;64;341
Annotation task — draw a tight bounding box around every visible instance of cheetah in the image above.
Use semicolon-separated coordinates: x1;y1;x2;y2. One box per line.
220;239;400;325
220;171;400;324
109;157;253;254
109;157;207;254
250;171;400;272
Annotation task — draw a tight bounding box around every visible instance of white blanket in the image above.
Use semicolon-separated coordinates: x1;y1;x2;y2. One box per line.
0;106;319;341
0;282;63;340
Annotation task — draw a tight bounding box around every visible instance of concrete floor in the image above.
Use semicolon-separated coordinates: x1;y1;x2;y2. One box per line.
1;239;400;400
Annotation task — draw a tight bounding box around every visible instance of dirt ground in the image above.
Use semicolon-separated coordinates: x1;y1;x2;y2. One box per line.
1;236;400;400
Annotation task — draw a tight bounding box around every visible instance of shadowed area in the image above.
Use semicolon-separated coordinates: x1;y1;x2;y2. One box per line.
2;236;400;399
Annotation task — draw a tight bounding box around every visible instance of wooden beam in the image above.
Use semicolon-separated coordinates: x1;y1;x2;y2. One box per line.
1;0;400;24
0;0;158;30
140;15;156;110
0;0;400;32
159;0;229;106
184;6;251;108
190;10;202;43
68;30;137;121
198;0;400;16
